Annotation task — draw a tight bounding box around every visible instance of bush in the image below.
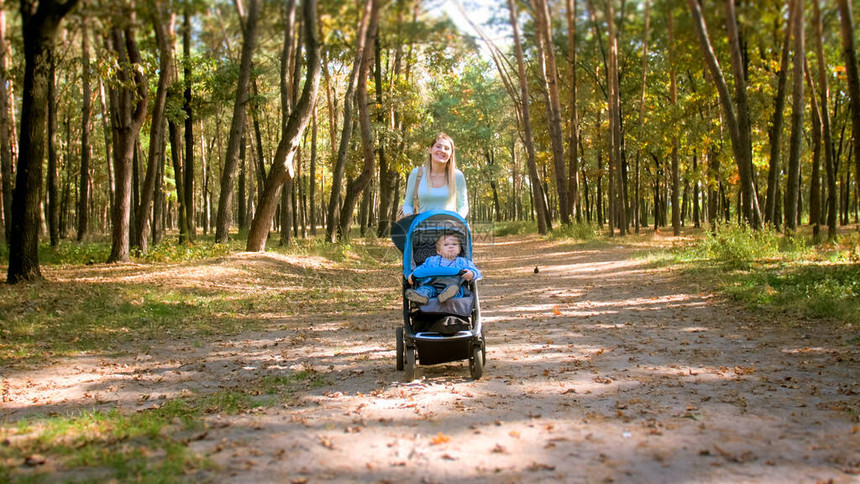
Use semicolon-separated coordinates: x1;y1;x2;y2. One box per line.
490;220;537;237
549;222;599;241
697;223;781;268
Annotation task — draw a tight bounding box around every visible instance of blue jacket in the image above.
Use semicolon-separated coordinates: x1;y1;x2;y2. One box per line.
413;255;482;281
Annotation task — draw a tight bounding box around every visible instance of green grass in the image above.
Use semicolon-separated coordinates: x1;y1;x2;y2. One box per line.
638;224;860;327
0;371;328;483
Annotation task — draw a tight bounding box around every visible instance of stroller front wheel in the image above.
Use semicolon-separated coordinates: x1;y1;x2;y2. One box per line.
404;346;416;381
395;327;404;371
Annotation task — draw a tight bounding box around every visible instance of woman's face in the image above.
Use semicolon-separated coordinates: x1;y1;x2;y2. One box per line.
438;236;461;259
430;138;453;164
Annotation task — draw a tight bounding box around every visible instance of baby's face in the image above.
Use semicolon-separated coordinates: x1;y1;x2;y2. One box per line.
438;236;461;260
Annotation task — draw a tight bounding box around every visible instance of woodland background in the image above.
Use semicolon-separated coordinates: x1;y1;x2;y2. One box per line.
1;0;859;283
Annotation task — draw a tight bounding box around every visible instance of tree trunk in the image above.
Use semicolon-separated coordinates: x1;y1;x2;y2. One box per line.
837;0;860;222
338;0;379;241
183;4;195;241
8;0;79;283
668;6;679;236
811;0;836;239
805;58;823;240
135;1;172;254
309;105;317;235
784;0;804;233
533;0;569;225
47;53;59;246
215;0;259;242
765;0;795;226
687;0;761;228
0;10;10;245
634;0;650;234
508;0;549;234
325;0;372;242
246;0;320;252
566;0;580;222
607;0;624;235
106;10;149;263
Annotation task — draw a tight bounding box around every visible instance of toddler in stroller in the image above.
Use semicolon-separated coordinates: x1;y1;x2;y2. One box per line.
395;210;485;380
405;234;482;305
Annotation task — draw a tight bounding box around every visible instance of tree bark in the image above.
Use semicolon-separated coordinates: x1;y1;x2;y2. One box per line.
325;0;372;242
811;0;836;239
338;0;379;241
76;13;90;241
8;0;79;283
508;0;549;233
784;0;804;233
837;0;860;220
0;10;10;245
106;9;149;263
183;4;195;240
47;52;58;246
215;0;259;242
634;0;650;234
687;0;761;228
566;0;580;222
246;0;320;252
533;0;569;225
805;58;822;240
607;0;624;235
134;0;172;254
668;5;679;236
764;0;795;226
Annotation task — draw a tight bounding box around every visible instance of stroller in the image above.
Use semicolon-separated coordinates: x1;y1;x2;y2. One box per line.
394;210;485;380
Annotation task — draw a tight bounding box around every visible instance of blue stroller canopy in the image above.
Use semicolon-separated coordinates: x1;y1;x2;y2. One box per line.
402;210;473;278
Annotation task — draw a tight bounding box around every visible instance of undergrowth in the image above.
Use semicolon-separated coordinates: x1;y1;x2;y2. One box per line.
640;224;860;327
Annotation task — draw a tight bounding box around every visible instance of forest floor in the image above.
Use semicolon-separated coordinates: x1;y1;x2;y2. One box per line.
2;233;859;483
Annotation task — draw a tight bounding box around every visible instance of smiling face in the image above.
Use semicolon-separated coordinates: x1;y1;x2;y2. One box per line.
429;137;454;165
437;235;461;260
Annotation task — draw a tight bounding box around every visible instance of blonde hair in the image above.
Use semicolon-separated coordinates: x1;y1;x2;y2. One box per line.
423;132;457;207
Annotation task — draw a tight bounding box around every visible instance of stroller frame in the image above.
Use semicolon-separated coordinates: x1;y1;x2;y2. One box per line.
394;210;486;380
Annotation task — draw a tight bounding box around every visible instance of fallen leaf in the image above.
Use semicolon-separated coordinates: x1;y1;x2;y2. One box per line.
431;432;450;445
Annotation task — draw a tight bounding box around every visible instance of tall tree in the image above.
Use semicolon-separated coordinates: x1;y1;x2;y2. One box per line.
764;0;795;227
338;0;379;241
668;5;679;236
687;0;761;228
0;10;10;245
182;1;195;240
77;12;90;241
246;0;320;252
106;6;149;263
784;0;804;232
811;0;836;239
215;0;259;242
533;0;569;225
325;0;372;242
47;47;59;246
607;0;624;235
134;0;172;254
837;0;860;207
8;0;79;283
633;0;650;234
566;0;580;222
508;0;549;233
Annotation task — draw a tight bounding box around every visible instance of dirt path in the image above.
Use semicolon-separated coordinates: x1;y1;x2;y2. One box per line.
3;235;859;482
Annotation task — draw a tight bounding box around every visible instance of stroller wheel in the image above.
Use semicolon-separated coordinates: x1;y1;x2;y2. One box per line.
404;346;416;381
395;327;404;371
469;344;484;380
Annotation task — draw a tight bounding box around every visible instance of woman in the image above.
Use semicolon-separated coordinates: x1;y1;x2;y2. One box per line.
392;133;469;251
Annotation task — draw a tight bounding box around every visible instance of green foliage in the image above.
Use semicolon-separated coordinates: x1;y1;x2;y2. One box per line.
694;223;782;269
488;220;537;237
639;225;860;327
549;222;600;242
139;240;232;263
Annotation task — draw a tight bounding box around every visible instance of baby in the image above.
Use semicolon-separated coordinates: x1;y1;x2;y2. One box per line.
406;234;482;304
